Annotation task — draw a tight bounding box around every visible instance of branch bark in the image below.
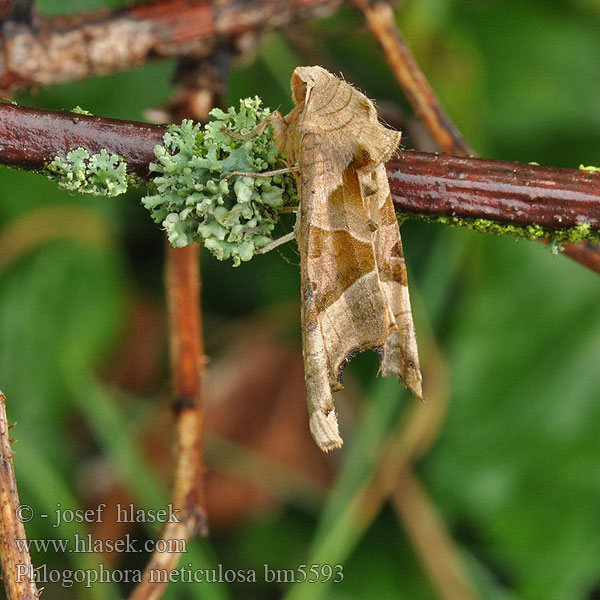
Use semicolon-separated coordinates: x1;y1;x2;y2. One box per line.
0;103;163;176
0;0;342;92
389;152;600;231
2;104;599;227
1;103;600;266
0;392;40;600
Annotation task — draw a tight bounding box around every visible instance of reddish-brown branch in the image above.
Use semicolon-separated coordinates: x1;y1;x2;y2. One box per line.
2;103;600;267
0;392;40;600
389;152;600;230
0;103;163;176
0;0;343;92
128;245;207;600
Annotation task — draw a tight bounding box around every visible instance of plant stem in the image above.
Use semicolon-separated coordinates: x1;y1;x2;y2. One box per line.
0;392;40;600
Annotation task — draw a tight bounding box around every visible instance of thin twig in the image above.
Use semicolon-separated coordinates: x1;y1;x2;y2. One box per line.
352;0;472;155
128;246;207;600
0;391;40;600
0;0;343;92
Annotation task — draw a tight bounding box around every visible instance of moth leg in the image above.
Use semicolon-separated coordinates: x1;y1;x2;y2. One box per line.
221;110;287;141
255;231;296;254
282;157;303;187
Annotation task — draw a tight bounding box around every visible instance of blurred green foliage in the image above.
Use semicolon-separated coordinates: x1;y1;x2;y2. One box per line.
2;1;600;599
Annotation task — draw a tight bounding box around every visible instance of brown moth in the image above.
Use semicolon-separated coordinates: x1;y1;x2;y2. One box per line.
259;66;423;451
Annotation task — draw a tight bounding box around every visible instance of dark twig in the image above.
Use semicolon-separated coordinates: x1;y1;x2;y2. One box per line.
1;104;600;270
0;103;163;177
389;152;600;231
0;392;40;600
0;0;343;92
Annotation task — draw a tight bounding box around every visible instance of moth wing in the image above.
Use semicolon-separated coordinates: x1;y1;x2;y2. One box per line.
293;68;422;451
299;142;404;450
295;66;401;169
359;165;423;399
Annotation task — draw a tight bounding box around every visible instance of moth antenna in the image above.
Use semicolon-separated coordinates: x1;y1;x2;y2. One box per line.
277;248;300;267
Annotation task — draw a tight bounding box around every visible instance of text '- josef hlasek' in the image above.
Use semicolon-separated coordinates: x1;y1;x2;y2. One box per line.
15;503;180;527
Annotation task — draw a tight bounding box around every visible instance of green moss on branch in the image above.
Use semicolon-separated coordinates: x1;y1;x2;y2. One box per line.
398;212;600;251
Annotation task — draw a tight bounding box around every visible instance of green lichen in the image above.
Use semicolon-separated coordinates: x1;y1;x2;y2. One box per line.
579;164;600;173
71;106;93;116
46;148;128;197
142;97;298;266
398;213;600;249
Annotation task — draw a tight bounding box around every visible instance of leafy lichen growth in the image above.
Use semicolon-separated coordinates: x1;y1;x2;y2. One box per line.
398;213;600;250
579;164;600;173
71;106;93;116
46;148;128;197
141;97;298;266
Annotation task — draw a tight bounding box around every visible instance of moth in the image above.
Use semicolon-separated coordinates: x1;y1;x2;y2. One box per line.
238;66;423;451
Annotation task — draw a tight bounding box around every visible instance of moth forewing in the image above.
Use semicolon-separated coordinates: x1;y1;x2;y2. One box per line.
269;65;424;451
358;164;423;400
297;150;347;451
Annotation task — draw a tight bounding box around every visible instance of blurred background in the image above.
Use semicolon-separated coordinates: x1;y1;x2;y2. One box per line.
1;0;600;598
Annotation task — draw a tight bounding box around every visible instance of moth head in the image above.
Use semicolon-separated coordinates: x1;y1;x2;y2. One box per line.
290;69;315;105
290;72;308;105
291;66;333;105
